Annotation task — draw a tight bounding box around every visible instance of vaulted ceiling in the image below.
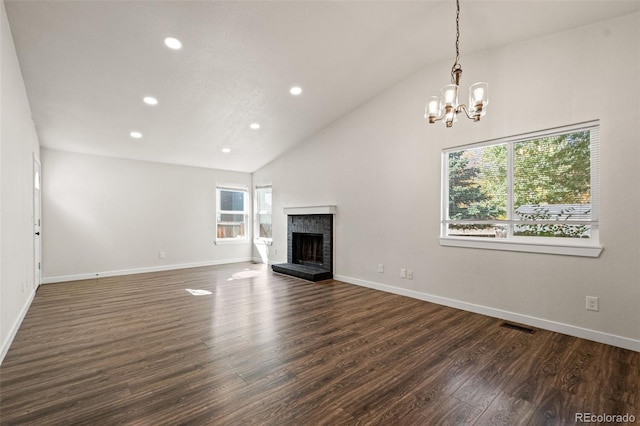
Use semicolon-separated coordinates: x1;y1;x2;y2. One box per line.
6;1;639;172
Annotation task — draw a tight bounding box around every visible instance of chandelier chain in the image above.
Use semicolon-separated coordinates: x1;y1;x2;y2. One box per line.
451;0;461;84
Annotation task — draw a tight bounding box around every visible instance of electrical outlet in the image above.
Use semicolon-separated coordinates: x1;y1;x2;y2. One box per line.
586;296;599;311
159;251;166;259
378;264;384;273
407;270;413;280
400;268;406;278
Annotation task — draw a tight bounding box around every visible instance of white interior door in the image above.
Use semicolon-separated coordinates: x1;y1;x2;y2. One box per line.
34;157;42;289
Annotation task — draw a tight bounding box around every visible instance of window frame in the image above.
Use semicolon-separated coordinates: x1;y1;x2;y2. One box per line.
215;185;249;244
254;184;273;244
439;120;603;257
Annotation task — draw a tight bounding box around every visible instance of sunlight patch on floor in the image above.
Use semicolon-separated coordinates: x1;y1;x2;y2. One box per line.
185;288;212;296
231;269;263;280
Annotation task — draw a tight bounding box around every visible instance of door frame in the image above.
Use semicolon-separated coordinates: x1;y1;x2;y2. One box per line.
33;155;41;290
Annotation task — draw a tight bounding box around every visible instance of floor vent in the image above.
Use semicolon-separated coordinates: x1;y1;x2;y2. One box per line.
500;322;535;334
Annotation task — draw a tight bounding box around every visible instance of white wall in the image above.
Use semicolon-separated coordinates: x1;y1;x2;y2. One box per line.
1;1;41;362
253;13;640;350
41;149;253;281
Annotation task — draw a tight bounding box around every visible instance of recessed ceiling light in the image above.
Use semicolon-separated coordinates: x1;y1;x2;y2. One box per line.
130;131;143;139
143;96;158;105
222;148;231;153
164;37;182;50
250;123;261;130
290;86;303;96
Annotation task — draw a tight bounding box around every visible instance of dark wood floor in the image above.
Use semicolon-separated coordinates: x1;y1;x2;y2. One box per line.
1;263;638;425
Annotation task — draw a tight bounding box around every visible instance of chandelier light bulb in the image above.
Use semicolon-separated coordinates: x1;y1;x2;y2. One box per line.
425;96;441;123
472;86;485;106
441;84;459;107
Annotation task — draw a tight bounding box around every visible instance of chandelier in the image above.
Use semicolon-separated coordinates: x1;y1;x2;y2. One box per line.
425;0;488;127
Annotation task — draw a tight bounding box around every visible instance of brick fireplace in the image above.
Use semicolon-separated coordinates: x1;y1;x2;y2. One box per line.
272;206;335;282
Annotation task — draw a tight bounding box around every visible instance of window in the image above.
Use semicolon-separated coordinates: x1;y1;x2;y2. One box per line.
216;186;248;241
441;121;601;257
255;185;272;240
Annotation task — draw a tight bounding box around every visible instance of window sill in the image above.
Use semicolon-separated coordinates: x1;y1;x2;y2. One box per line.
215;239;250;246
439;237;603;258
254;238;273;246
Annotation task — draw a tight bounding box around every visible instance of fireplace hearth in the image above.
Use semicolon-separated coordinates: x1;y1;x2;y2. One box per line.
272;211;334;282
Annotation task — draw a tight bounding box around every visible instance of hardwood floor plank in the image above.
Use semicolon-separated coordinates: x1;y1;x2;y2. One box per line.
1;262;637;425
419;395;483;425
474;391;536;426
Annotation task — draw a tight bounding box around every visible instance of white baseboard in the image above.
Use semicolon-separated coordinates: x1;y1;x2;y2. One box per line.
41;257;254;284
334;274;640;352
252;257;285;266
1;288;36;365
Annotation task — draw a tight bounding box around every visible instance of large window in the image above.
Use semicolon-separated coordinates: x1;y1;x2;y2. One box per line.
216;186;248;241
255;185;272;240
441;121;601;257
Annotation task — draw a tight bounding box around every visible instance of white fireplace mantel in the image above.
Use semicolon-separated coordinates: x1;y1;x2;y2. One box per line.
283;205;337;215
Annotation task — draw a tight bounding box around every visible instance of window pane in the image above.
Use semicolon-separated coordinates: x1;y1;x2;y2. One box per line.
448;145;507;237
514;221;591;238
256;186;272;239
513;131;591;238
219;213;245;223
220;190;244;212
217;223;245;239
257;188;272;213
258;214;272;238
448;223;508;238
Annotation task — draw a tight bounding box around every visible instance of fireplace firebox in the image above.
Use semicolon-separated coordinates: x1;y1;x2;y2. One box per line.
272;212;333;281
293;233;324;266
